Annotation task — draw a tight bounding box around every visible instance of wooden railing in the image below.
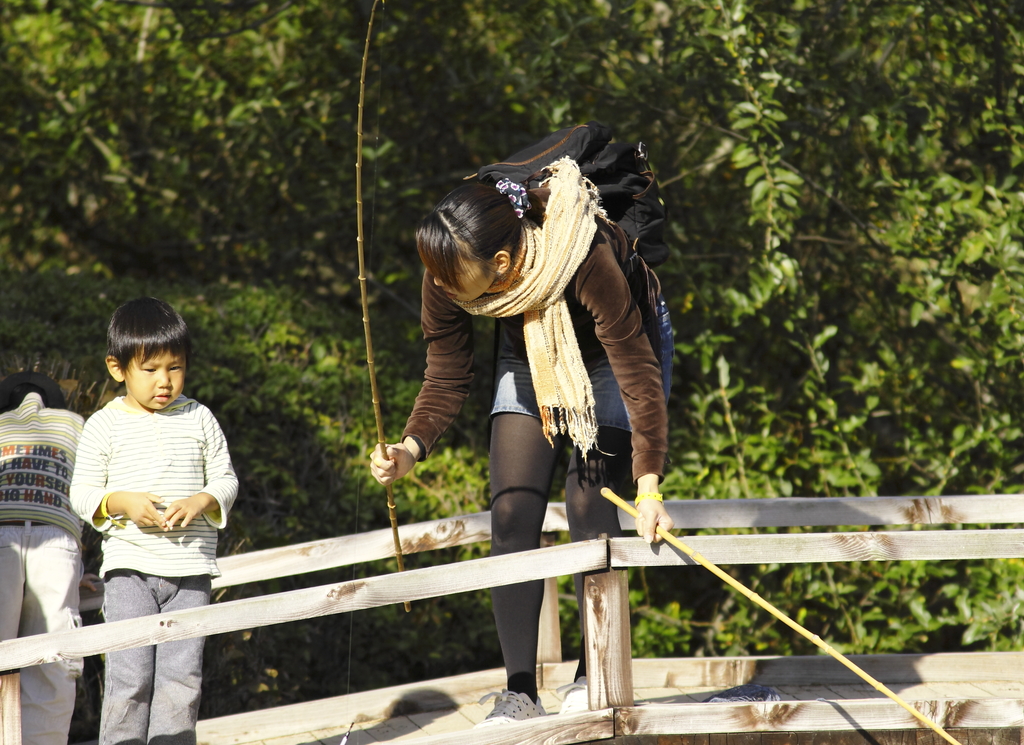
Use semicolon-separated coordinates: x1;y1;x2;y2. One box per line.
2;494;1023;743
76;492;1024;610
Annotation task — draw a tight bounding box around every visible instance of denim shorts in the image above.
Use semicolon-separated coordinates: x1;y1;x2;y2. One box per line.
491;295;673;430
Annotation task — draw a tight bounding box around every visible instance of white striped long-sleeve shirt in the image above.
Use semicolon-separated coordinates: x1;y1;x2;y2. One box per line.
70;395;238;578
0;393;85;540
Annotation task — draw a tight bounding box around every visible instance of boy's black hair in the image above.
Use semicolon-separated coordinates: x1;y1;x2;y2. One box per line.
107;297;192;370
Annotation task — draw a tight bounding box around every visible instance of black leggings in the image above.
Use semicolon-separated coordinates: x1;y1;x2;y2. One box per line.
488;412;632;702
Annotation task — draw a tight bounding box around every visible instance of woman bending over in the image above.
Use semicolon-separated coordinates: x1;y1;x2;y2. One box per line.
370;158;674;726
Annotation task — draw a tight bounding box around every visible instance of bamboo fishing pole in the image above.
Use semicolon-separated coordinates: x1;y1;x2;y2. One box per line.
600;487;963;745
356;0;410;612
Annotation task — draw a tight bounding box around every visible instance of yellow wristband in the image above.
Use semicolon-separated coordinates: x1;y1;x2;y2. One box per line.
99;493;127;529
634;492;664;507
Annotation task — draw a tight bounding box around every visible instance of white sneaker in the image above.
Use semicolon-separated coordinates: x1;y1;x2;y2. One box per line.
556;676;589;715
475;689;547;727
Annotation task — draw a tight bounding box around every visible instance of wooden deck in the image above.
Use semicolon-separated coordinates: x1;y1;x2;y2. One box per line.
192;654;1024;745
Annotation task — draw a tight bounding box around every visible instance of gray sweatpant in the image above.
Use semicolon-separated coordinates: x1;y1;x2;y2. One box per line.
100;570;211;745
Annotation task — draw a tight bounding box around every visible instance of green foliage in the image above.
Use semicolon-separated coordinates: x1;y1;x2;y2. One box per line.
3;0;1024;738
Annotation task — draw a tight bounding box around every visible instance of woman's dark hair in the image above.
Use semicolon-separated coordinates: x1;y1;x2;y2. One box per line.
416;182;542;291
107;297;192;370
0;372;66;413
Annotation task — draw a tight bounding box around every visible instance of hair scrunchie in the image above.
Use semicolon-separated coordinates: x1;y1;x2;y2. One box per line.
495;178;531;219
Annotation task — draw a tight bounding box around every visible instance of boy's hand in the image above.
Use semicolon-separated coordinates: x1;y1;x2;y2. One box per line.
105;492;166;528
163;492;215;530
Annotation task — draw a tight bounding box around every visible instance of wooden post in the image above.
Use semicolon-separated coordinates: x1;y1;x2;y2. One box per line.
582;568;633;710
1;671;21;745
536;533;562;666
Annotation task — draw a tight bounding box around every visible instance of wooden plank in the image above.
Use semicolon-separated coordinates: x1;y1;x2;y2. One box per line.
606;728;1015;745
971;680;1024;698
987;728;1024;745
761;732;798;745
257;728;343;745
634;687;710;704
81;512;497;613
627;653;1024;688
406;707;477;737
869;732;917;745
611;531;1024;568
1;672;21;745
77;495;1024;611
0;540;608;672
381;708;614;745
343;727;383;745
630;656;763;689
213;512;495;589
759;652;1024;686
80;513;494;612
727;735;766;745
310;726;366;745
537;532;564;666
80;494;1024;611
197;668;511;744
771;684;839;701
617;699;1024;735
349;715;420;741
82;513;497;612
584;569;633;710
540;660;582;691
862;682;992;701
922;728;994;745
650;495;1024;530
542;503;569;532
835;682;890;699
537;576;563;664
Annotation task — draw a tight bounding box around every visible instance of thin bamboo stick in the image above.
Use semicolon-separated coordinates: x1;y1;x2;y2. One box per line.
356;0;409;612
601;487;963;745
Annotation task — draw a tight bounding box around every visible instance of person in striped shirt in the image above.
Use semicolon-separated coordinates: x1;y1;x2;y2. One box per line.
0;371;85;745
71;297;238;745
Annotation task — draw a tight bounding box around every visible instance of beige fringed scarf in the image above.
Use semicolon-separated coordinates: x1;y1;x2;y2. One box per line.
457;157;605;453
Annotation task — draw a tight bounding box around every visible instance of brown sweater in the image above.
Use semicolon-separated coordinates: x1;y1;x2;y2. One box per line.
403;219;668;482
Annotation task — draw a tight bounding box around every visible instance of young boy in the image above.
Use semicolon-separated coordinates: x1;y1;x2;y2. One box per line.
70;297;238;745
